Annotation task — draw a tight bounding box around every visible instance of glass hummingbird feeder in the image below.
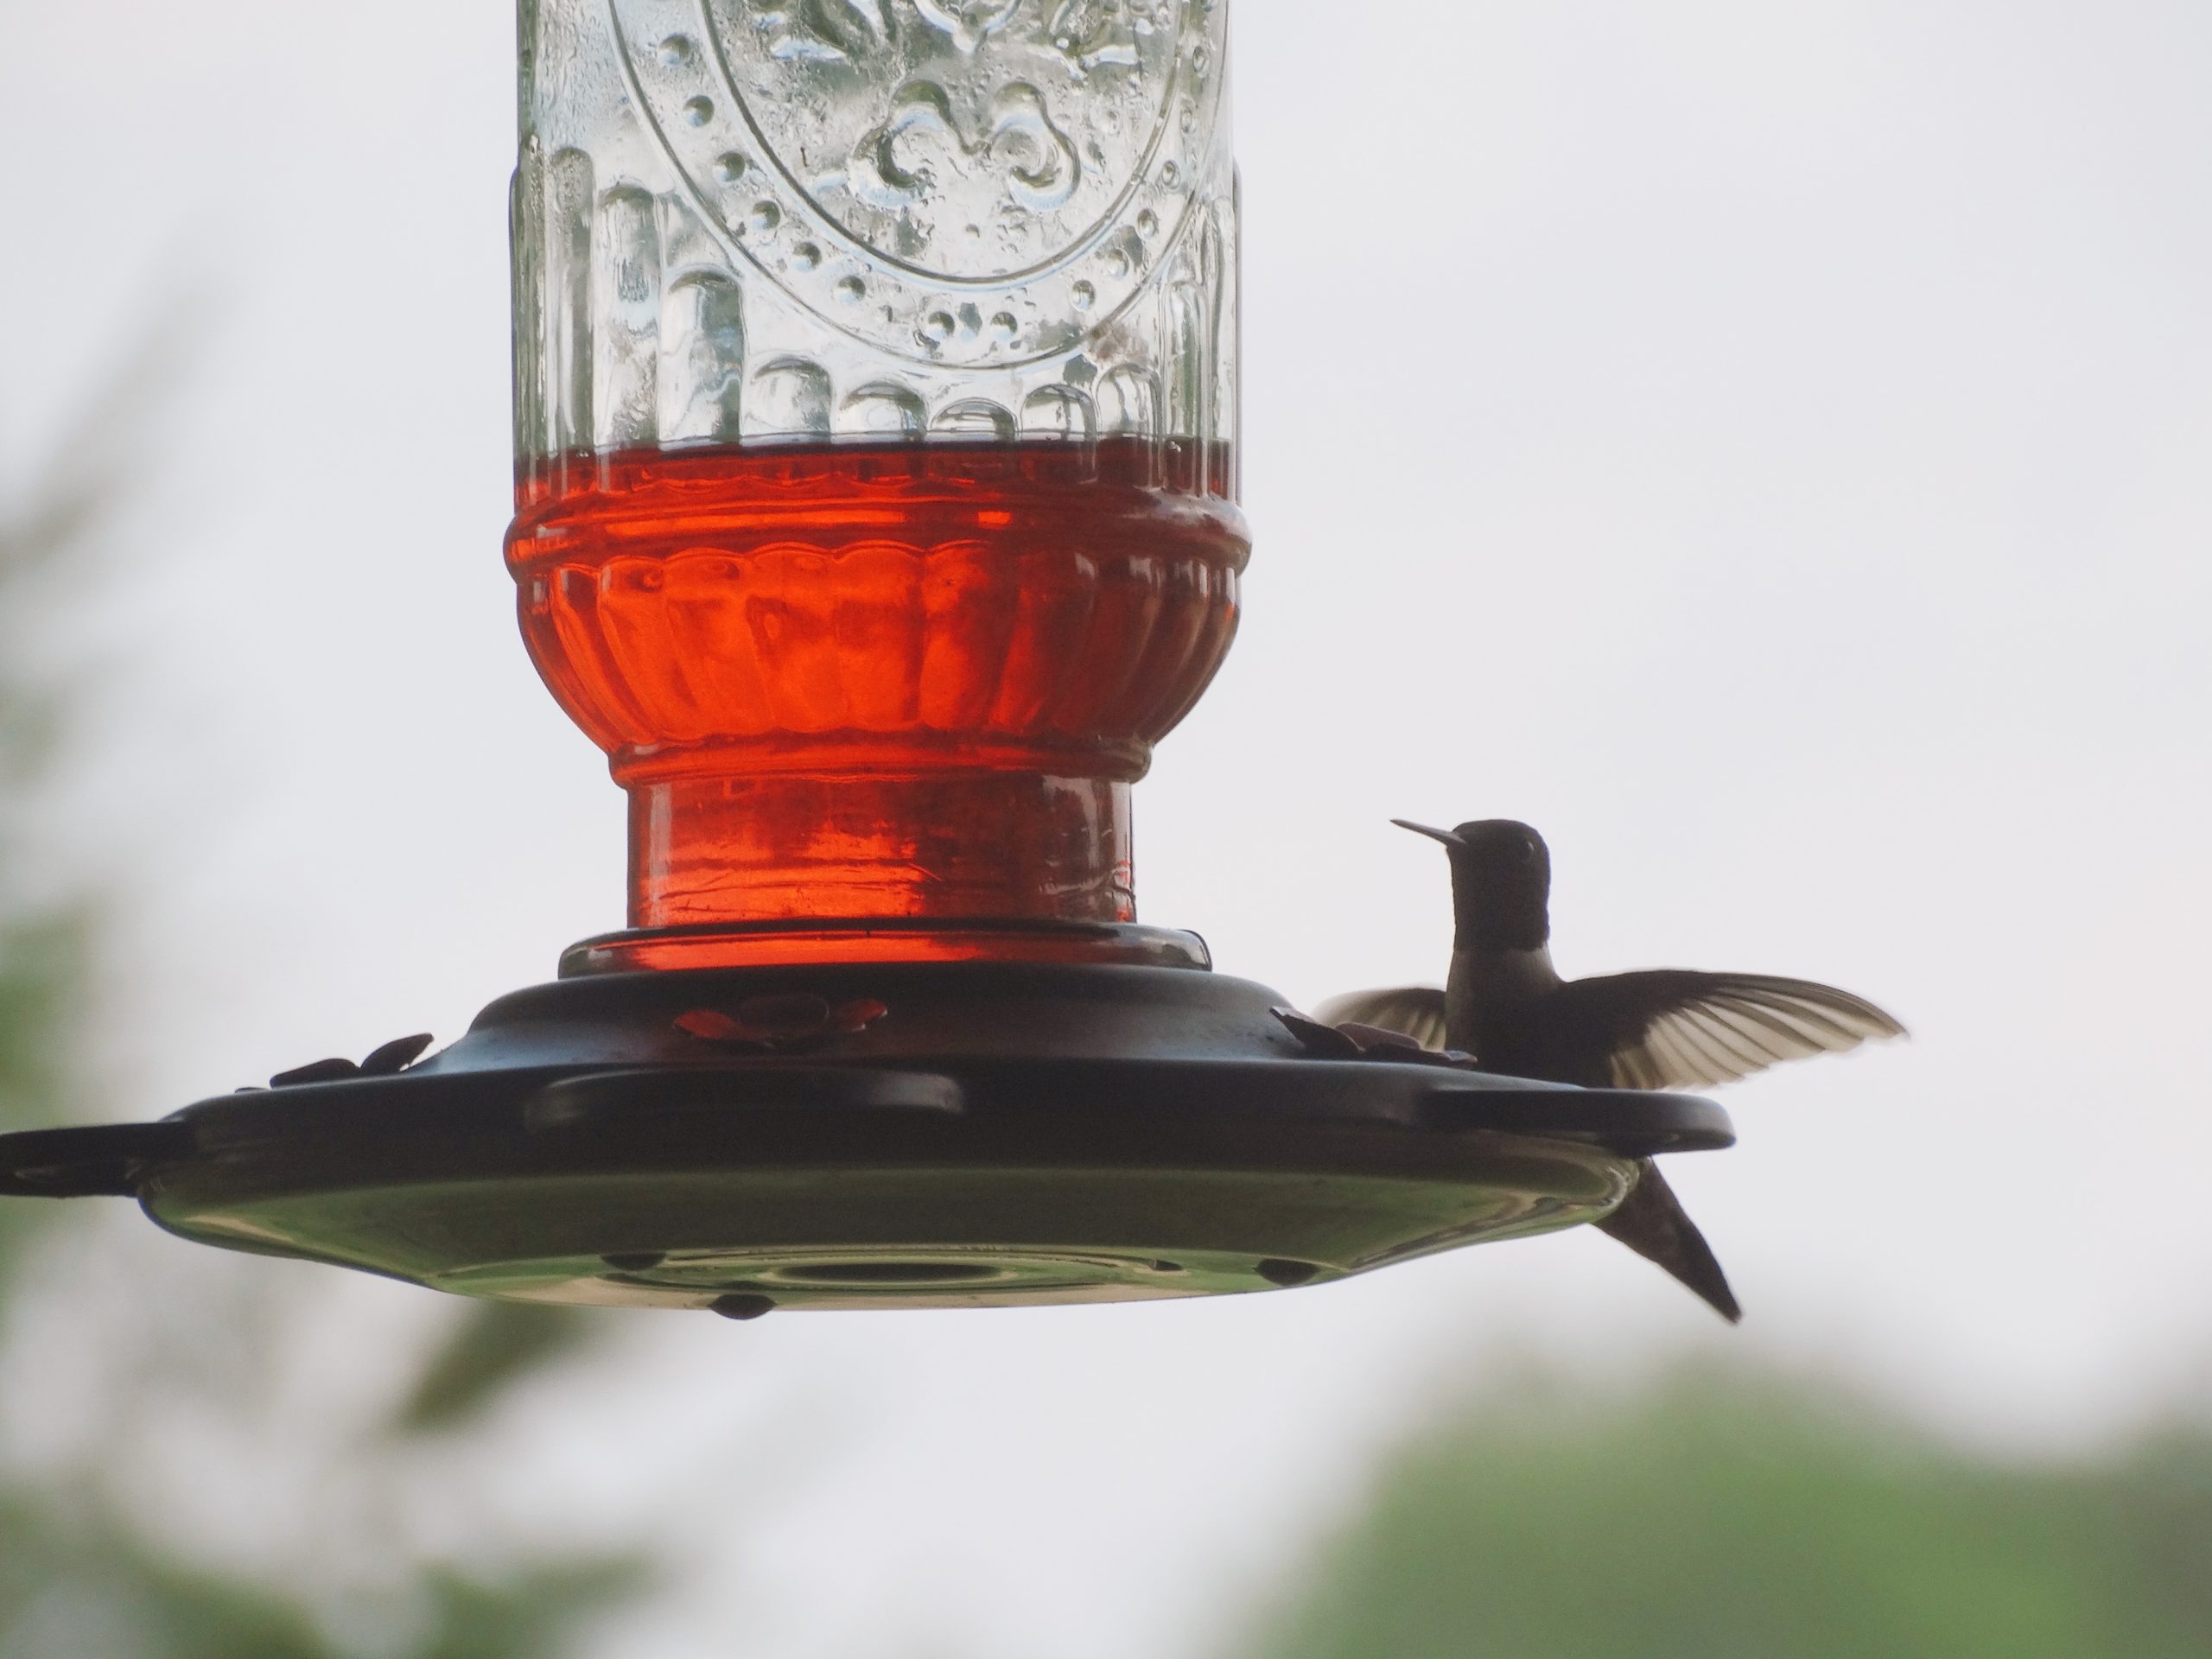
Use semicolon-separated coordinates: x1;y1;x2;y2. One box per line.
0;0;1729;1313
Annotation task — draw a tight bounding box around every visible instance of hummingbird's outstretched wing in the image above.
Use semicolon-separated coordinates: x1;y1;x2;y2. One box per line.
1559;971;1905;1091
1310;987;1450;1053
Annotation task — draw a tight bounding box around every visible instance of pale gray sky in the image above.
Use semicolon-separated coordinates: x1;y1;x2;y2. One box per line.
3;2;2210;1655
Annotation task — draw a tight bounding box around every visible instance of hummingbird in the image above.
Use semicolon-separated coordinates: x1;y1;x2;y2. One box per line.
1316;819;1905;1322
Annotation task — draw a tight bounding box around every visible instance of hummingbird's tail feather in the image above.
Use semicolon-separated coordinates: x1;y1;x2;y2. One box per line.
1594;1160;1742;1323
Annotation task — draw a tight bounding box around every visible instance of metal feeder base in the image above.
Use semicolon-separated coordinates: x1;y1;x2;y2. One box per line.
0;949;1732;1314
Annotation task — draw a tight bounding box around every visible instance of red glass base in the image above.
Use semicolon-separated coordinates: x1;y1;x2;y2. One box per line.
508;439;1245;950
624;769;1129;932
559;918;1211;975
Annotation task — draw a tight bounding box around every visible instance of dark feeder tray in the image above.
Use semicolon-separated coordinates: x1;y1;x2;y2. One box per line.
0;936;1731;1315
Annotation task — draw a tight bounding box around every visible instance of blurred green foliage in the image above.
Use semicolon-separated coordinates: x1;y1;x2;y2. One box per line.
0;1497;638;1659
0;376;638;1655
395;1301;600;1434
1234;1362;2212;1659
0;381;111;1249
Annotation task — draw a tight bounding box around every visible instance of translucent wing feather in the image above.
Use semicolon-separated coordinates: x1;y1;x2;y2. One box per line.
1311;987;1451;1053
1571;971;1906;1091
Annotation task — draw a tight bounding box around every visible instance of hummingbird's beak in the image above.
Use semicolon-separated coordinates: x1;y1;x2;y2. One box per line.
1391;819;1465;848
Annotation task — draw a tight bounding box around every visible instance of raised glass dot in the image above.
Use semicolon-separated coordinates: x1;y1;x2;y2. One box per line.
791;242;821;271
836;276;866;303
748;200;782;236
1136;209;1159;237
682;96;714;126
1071;281;1096;311
1192;44;1211;75
989;312;1019;341
1104;249;1129;278
658;34;695;67
922;310;957;346
1160;161;1180;189
714;151;749;184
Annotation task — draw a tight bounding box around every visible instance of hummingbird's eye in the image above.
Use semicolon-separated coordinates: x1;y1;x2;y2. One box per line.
1520;839;1538;861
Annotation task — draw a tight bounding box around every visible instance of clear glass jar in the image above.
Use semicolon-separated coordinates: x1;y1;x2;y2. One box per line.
507;0;1244;965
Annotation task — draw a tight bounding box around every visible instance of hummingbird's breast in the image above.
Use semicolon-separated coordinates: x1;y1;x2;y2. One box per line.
1446;945;1564;1071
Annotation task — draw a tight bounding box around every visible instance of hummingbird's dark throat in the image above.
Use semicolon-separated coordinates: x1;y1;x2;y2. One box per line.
1455;906;1552;953
1450;872;1551;953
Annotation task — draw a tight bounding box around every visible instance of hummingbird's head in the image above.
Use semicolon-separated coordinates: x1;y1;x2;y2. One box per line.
1391;818;1552;949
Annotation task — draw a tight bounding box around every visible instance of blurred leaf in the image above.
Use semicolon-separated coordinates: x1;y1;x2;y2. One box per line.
0;362;108;1265
1;1497;645;1659
0;912;89;1131
394;1301;605;1434
414;1560;649;1659
1;1499;333;1658
0;303;194;590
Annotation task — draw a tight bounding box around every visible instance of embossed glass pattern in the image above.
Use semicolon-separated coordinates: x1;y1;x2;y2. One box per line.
507;0;1245;959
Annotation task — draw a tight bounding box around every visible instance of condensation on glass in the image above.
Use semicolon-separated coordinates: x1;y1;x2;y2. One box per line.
507;0;1245;964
